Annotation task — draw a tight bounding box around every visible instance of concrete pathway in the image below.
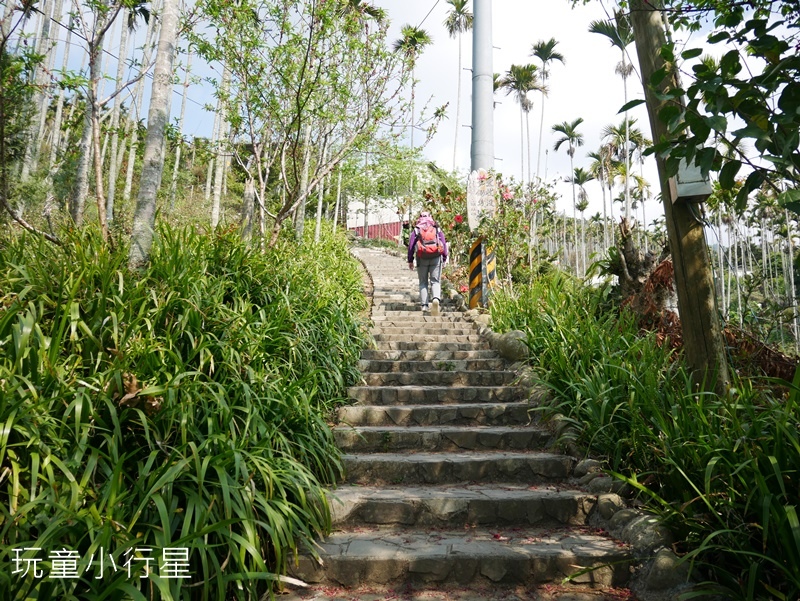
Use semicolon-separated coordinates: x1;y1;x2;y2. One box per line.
285;247;633;600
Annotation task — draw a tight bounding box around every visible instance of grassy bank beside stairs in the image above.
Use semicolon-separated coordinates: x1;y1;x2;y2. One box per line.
0;225;368;600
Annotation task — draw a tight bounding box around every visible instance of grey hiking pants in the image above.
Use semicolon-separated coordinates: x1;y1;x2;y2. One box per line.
416;255;442;307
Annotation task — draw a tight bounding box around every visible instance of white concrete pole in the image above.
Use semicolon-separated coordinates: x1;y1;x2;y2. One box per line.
470;0;493;172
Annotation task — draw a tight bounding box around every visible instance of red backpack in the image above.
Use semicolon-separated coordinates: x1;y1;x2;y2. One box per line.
415;225;443;259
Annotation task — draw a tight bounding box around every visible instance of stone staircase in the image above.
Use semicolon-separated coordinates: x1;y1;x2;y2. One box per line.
286;247;634;600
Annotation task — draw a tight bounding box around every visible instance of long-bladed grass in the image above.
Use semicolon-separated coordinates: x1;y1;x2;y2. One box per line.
0;224;368;600
491;272;800;601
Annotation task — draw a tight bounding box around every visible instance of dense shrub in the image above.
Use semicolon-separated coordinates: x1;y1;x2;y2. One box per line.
491;273;800;600
0;224;368;600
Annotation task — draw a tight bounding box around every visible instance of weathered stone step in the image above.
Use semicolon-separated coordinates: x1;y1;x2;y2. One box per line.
334;425;550;453
342;451;573;485
328;484;595;528
358;358;506;373
337;402;533;427
282;582;632;601
359;370;517;387
376;302;437;311
371;325;476;336
371;340;491;352
360;349;499;361
347;385;527;406
372;313;460;322
373;333;482;344
289;526;631;588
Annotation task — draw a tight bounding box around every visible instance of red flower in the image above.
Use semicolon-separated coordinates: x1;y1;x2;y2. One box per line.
454;214;464;224
459;284;469;293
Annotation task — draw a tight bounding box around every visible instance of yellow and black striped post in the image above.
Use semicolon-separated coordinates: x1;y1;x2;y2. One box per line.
469;238;483;308
469;237;497;308
484;243;497;294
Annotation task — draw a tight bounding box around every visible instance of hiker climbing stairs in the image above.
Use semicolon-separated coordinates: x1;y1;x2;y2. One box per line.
287;247;634;599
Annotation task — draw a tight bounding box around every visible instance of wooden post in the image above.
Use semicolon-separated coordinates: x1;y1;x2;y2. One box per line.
629;0;730;393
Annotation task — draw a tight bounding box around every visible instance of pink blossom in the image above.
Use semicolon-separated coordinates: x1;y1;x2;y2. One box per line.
501;188;514;201
454;214;464;224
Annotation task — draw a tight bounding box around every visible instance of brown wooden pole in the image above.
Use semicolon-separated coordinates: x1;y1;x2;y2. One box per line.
629;0;730;393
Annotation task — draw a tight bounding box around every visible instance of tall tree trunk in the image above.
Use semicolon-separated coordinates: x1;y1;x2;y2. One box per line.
29;0;63;180
518;106;524;184
294;122;313;240
70;98;94;226
205;109;220;202
123;0;162;205
600;162;609;250
240;178;255;239
452;30;462;172
169;51;191;212
314;139;328;243
332;168;342;230
630;0;730;393
785;209;799;353
46;8;73;186
19;0;53;183
622;53;631;223
568;152;577;275
716;211;726;316
210;67;230;229
106;9;130;223
536;86;546;181
525;109;532;192
1;0;15;38
87;29;111;240
129;0;179;269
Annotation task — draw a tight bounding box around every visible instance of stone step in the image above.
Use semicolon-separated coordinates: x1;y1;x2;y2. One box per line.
328;484;595;528
347;385;528;406
333;425;551;453
372;333;482;344
359;371;518;387
337;402;533;427
358;358;506;373
370;341;492;352
375;302;434;311
360;349;499;361
342;451;574;485
281;582;632;601
372;312;460;320
371;325;477;336
289;526;631;588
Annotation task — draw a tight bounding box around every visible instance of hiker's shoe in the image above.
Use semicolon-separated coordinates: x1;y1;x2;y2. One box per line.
421;304;429;312
431;298;440;316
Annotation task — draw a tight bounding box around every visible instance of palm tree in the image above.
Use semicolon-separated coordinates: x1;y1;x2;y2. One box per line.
498;64;542;187
530;38;564;182
587;146;616;250
339;0;386;24
444;0;473;172
590;11;635;223
393;25;433;152
394;25;432;213
566;166;594;276
552;118;585;274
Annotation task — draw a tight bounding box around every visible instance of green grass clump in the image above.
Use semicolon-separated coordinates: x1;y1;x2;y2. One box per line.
490;271;800;601
0;223;369;600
